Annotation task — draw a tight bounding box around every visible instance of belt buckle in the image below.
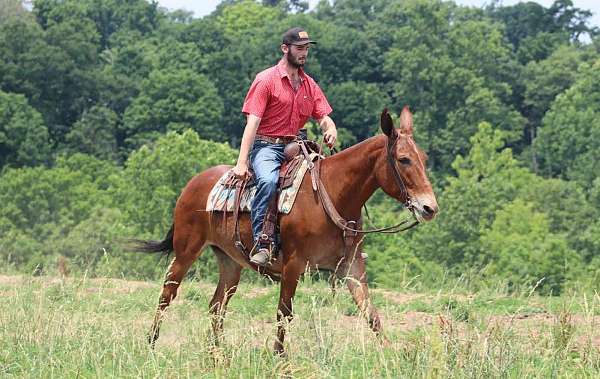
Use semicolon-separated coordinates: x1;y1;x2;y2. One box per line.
275;137;283;144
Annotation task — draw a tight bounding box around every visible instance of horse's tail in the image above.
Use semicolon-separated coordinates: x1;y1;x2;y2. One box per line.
129;224;174;257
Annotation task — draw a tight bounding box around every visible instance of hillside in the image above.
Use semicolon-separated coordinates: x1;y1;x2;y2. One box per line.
1;274;598;377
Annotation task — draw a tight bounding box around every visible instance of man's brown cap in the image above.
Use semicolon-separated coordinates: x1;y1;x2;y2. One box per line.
282;27;317;46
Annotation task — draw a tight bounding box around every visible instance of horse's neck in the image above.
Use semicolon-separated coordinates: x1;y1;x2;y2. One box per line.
319;136;384;220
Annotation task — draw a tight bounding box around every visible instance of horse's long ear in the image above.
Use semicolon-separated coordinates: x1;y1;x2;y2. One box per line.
380;108;396;138
399;106;413;135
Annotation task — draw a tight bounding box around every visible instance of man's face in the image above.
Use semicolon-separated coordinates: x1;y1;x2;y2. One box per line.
284;43;310;68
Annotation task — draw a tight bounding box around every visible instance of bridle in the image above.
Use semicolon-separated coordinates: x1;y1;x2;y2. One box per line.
386;131;415;212
313;133;419;237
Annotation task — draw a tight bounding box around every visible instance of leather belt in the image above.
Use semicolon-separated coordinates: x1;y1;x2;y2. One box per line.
256;134;297;144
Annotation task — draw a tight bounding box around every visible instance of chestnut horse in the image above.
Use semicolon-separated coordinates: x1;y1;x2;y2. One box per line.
136;108;438;355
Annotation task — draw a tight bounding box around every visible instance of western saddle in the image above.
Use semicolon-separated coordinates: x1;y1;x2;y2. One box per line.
220;136;323;262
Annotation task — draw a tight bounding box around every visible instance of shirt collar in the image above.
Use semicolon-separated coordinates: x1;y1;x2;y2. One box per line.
277;59;306;80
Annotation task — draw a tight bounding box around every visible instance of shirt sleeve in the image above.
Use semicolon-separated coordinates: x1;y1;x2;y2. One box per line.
311;82;333;120
242;77;270;118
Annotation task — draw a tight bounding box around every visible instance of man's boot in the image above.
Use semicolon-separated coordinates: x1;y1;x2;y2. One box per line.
251;200;278;267
250;244;271;266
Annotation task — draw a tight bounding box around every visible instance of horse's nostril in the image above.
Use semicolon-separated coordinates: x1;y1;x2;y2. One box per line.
423;205;435;216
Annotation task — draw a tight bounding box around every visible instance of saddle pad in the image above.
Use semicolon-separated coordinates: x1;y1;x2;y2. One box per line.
206;156;314;214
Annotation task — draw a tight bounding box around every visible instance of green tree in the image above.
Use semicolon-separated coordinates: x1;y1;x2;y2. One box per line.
117;130;237;236
262;0;308;13
481;199;578;295
409;123;535;271
327;81;389;142
487;0;597;57
535;60;600;188
0;90;51;167
34;0;162;50
521;177;598;264
0;15;99;142
0;155;117;237
0;0;31;22
122;69;224;148
65;106;119;161
380;2;521;172
486;1;556;51
444;86;526;167
515;31;568;64
524;46;592;124
548;0;599;41
0;153;120;273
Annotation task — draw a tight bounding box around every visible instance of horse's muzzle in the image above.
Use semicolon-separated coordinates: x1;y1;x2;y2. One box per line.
411;195;439;222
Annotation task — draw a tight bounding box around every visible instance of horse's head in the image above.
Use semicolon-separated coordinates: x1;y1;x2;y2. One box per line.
377;107;438;222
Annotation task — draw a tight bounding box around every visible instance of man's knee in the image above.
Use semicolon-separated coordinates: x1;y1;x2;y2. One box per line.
256;173;279;190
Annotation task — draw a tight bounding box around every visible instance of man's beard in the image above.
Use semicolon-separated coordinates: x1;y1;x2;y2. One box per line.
286;50;305;68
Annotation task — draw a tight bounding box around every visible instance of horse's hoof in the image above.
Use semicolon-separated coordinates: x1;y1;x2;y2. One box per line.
273;342;287;358
379;335;391;348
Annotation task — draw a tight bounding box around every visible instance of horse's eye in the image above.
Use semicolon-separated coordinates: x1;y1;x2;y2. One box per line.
398;157;411;165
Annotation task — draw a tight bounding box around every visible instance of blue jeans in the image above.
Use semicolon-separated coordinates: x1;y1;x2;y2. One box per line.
249;140;286;242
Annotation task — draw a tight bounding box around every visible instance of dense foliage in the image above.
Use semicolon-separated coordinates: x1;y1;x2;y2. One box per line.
0;0;599;294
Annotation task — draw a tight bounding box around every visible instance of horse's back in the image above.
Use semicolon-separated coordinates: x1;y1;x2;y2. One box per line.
176;165;232;216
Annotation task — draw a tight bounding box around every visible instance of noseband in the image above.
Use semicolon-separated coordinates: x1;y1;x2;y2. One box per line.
386;132;413;211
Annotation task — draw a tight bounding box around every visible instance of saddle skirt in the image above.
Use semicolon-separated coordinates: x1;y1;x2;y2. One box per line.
206;153;320;214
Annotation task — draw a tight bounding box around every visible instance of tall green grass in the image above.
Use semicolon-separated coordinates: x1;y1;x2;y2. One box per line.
0;274;598;378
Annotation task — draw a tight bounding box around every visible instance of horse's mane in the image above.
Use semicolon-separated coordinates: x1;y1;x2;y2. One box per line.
325;134;385;164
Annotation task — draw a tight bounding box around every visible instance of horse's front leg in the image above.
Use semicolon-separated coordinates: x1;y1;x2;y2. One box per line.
338;249;383;335
274;258;304;356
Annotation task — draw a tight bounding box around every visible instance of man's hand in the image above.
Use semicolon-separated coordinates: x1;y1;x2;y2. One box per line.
319;115;337;148
323;127;337;148
232;162;250;180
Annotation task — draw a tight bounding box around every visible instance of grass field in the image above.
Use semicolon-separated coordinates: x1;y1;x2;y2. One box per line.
0;274;599;378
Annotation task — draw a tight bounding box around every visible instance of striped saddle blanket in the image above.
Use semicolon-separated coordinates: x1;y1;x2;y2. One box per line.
206;154;319;214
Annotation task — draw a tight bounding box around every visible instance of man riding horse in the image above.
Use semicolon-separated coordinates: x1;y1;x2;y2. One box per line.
137;29;439;357
232;27;338;266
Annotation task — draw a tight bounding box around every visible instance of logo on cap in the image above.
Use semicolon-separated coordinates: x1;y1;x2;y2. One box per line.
298;31;309;39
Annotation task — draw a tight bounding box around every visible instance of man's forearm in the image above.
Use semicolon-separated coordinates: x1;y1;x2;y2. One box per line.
236;115;261;165
318;115;336;132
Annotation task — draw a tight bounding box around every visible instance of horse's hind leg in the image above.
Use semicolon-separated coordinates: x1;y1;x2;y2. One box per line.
149;232;205;347
209;247;242;345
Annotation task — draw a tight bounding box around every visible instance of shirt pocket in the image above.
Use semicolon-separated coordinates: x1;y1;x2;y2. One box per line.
298;95;314;117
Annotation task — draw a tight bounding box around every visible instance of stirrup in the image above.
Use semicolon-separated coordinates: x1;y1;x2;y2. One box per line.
250;247;272;266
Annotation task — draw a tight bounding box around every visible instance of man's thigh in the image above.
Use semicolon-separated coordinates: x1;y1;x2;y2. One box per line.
251;144;285;180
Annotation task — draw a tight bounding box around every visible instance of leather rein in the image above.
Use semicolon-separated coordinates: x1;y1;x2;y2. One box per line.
313;133;419;236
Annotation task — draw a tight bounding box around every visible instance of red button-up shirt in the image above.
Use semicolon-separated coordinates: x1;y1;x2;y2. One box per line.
242;59;332;137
